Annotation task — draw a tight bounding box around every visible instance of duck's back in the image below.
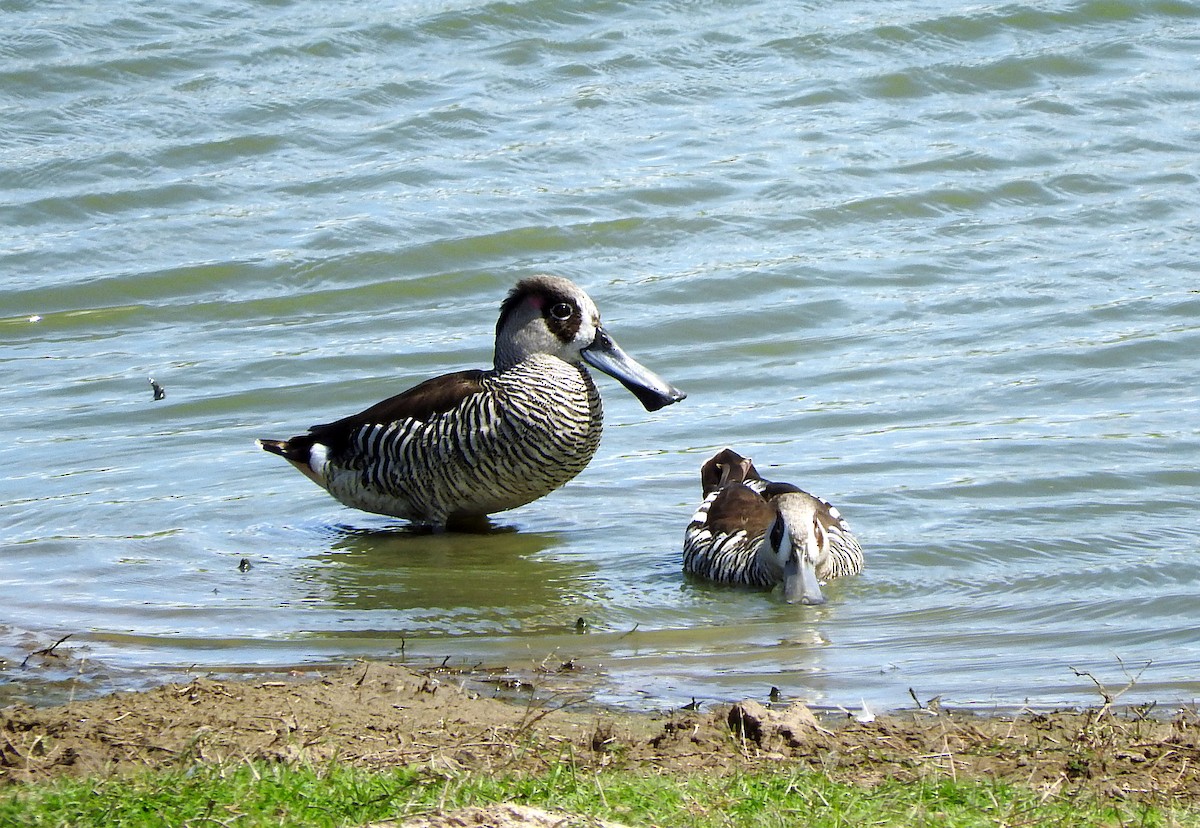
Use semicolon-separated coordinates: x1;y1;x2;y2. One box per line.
683;481;778;586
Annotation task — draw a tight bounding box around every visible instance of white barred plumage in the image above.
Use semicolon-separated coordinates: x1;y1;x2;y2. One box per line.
259;276;685;529
683;448;863;604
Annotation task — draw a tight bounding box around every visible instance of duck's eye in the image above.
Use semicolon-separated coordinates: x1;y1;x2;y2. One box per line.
549;302;574;321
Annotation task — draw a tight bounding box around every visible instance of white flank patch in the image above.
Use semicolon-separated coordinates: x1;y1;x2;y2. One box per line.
308;443;329;476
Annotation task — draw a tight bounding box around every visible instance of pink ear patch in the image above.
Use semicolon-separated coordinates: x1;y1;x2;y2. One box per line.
526;295;545;310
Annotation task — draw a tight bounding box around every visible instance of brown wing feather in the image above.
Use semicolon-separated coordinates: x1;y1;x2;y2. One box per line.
704;483;776;537
268;369;489;458
319;370;488;429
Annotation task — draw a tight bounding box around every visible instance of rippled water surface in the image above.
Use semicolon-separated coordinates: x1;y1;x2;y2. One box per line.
2;0;1199;711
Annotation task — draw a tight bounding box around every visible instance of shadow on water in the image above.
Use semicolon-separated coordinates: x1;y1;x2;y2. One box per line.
308;521;591;620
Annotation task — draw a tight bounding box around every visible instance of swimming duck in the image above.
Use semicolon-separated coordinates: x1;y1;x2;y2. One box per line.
259;275;685;529
683;448;862;604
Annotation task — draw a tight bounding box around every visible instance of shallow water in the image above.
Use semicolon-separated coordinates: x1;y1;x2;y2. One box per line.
2;0;1199;712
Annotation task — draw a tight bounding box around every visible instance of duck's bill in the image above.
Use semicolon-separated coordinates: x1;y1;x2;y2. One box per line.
783;553;826;605
582;327;686;412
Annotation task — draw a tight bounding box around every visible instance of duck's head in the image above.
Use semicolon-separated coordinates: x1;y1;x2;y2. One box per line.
765;492;829;605
494;275;686;412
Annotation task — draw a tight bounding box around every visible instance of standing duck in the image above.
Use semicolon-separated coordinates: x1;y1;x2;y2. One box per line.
683;448;862;604
259;275;685;529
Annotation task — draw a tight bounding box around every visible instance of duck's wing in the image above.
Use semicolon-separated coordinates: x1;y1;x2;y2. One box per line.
694;482;776;540
684;482;777;582
262;369;489;460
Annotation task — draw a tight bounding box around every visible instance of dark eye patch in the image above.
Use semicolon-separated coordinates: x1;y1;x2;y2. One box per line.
769;516;786;550
540;293;583;342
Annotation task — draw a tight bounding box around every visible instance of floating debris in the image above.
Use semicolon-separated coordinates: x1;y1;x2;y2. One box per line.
20;633;72;668
149;378;165;401
857;699;876;723
28;315;42;323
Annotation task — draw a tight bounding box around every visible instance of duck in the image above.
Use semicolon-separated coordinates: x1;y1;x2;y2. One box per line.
259;275;686;529
683;448;862;604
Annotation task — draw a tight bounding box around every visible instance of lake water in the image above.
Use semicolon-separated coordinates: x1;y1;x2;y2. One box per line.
2;0;1198;713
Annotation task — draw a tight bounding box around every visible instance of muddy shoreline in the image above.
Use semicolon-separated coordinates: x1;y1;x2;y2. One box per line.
3;660;1200;805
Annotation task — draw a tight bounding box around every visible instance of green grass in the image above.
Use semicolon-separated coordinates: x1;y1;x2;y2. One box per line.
2;761;1197;828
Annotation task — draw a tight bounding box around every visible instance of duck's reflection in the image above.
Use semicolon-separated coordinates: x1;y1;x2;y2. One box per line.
304;522;589;620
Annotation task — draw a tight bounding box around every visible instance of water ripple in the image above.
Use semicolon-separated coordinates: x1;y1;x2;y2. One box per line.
1;0;1198;711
